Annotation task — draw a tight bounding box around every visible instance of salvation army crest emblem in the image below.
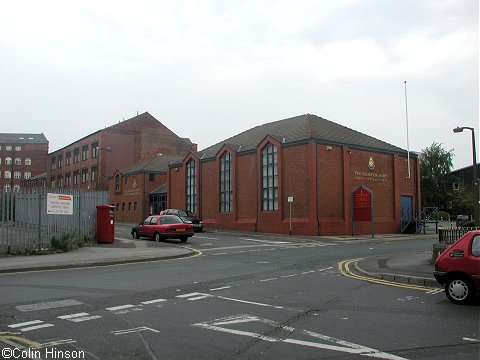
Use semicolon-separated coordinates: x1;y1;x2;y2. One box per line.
368;157;375;171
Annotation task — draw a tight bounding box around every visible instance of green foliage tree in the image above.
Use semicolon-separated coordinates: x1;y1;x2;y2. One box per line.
419;142;454;208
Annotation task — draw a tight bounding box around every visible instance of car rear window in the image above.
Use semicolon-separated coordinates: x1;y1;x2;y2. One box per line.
161;215;182;224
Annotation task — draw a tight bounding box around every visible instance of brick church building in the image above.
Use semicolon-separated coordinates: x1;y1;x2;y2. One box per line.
166;114;420;236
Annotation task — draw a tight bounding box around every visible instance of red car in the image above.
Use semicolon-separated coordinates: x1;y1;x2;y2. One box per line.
131;215;194;243
434;230;480;304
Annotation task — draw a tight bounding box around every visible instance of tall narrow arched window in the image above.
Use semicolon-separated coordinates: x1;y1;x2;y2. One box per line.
262;143;278;211
220;152;233;213
186;159;197;213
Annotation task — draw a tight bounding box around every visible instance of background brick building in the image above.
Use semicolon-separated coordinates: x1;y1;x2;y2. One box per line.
167;114;421;236
0;133;48;192
47;112;196;192
109;154;183;222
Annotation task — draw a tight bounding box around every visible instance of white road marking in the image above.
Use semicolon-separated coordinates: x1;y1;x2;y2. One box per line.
302;271;315;275
16;299;82;312
112;326;159;335
463;337;480;342
193;315;407;360
69;316;103;322
209;286;231;291
240;237;291;244
216;296;287;310
57;313;89;320
260;278;278;282
20;324;55;332
194;236;220;240
106;304;135;311
281;274;298;278
8;320;43;328
176;292;205;298
141;299;167;305
318;266;334;272
188;295;212;301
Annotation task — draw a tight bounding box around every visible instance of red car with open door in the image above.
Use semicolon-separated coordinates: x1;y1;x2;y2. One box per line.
131;215;194;243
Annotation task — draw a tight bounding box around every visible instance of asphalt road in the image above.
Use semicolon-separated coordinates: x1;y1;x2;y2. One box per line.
0;226;478;360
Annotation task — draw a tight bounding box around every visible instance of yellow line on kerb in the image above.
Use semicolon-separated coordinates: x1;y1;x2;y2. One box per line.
338;258;437;292
0;335;41;348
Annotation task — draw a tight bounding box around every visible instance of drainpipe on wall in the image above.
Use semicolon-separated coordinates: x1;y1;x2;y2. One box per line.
315;141;320;235
254;150;258;233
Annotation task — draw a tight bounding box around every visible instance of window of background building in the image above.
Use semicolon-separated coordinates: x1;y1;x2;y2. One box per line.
58;155;63;168
92;142;99;158
74;148;79;163
66;152;71;166
262;143;278;211
73;171;80;185
65;173;71;186
13;184;20;192
149;173;155;182
50;157;56;170
5;157;12;165
82;146;89;161
14;157;21;165
4;184;11;191
186;160;196;213
14;171;21;179
15;146;21;151
220;151;233;213
6;146;12;151
91;167;97;182
24;171;31;179
5;171;11;179
25;158;31;166
82;169;88;183
115;175;120;191
122;203;125;211
128;202;132;211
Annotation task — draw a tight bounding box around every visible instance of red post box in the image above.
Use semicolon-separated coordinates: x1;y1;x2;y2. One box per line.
96;205;115;243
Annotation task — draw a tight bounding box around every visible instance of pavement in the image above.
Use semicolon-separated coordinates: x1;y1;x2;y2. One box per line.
0;231;441;289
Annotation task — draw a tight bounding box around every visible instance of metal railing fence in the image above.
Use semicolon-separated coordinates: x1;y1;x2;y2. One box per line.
438;227;480;245
0;188;108;254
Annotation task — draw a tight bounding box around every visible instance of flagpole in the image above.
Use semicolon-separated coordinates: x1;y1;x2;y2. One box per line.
404;81;411;179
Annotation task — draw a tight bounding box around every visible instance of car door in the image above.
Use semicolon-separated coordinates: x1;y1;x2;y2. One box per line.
466;235;480;280
138;216;153;237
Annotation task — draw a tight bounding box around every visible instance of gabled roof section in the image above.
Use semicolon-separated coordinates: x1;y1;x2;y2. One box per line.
196;114;406;159
121;154;184;175
0;133;48;144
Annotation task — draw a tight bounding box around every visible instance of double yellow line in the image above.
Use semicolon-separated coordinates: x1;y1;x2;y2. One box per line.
338;258;439;292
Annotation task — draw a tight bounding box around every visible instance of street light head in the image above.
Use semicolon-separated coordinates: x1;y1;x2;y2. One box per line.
453;127;464;133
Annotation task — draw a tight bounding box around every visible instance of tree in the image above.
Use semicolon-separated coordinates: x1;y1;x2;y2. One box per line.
419;142;454;208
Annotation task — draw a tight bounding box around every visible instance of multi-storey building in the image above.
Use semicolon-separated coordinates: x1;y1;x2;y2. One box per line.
47;112;196;192
0;133;49;191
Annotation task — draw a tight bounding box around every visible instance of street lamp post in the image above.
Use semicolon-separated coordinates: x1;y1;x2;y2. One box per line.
453;126;479;226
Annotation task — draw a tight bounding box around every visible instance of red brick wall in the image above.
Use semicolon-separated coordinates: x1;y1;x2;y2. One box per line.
109;172;168;223
167;140;421;236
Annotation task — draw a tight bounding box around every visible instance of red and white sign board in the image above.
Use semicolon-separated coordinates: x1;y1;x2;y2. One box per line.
47;193;74;215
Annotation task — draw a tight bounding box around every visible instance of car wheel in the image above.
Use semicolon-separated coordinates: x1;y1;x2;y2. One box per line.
154;232;161;242
180;236;188;243
445;276;474;304
132;230;140;239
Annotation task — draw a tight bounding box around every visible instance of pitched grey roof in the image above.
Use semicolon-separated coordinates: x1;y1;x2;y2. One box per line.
0;133;48;144
196;114;406;159
121;154;184;175
150;183;168;195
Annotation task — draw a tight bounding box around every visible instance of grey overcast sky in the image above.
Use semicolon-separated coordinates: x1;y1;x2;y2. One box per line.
0;0;478;170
